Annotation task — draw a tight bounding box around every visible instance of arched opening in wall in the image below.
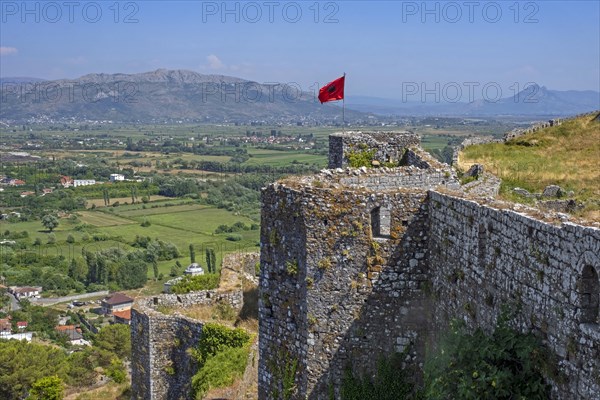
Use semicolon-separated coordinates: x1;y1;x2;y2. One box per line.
370;206;390;238
580;265;599;324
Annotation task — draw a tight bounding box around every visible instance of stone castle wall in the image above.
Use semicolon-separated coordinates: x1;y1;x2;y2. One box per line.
131;308;204;400
258;131;600;399
259;183;433;399
428;192;600;399
328;131;420;168
131;254;251;400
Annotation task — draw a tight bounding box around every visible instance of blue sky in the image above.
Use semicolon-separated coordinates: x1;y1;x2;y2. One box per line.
1;1;599;99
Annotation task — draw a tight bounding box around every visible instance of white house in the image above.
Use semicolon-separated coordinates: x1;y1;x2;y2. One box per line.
10;286;42;299
73;179;96;187
109;174;125;182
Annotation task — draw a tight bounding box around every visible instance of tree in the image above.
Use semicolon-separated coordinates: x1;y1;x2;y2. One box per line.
68;258;88;283
102;188;110;206
0;341;68;399
66;234;75;244
189;243;196;263
206;248;216;273
130;186;138;204
153;261;159;279
27;376;64;400
94;325;131;359
41;214;59;232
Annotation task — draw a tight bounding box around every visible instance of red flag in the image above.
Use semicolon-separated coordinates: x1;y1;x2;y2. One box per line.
318;76;345;104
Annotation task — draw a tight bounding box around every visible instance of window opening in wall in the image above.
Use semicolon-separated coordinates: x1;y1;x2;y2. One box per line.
580;265;599;324
371;206;391;238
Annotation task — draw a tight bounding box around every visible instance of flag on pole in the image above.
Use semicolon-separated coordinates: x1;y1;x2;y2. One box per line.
318;75;345;104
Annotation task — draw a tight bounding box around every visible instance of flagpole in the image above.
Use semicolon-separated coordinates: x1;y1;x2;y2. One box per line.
342;72;346;132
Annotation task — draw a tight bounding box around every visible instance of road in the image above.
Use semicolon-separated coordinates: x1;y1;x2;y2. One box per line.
29;290;109;307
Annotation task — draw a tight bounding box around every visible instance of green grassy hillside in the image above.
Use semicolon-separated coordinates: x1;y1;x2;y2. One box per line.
459;112;600;219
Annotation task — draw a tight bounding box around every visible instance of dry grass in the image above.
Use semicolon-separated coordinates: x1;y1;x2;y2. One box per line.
458;113;600;220
65;382;130;400
459;114;600;197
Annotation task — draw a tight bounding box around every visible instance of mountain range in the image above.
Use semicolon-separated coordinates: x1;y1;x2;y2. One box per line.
1;70;598;122
346;85;599;117
0;69;365;123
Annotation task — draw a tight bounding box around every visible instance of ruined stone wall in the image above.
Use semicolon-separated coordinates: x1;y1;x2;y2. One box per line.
338;167;459;191
259;186;600;399
259;183;432;399
328;131;420;168
258;184;308;399
131;307;204;400
428;192;600;399
135;289;243;310
131;253;251;400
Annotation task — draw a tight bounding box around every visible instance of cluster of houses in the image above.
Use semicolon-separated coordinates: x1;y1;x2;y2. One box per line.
0;291;134;345
101;292;134;325
0;316;31;341
51;292;134;346
59;173;125;188
0;177;26;186
2;172;131;199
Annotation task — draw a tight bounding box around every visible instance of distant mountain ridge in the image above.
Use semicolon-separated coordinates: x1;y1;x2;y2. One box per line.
0;69;366;123
2;70;598;121
347;84;600;117
0;77;47;85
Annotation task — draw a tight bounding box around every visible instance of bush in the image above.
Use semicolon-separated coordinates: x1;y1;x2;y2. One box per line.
226;234;242;242
341;351;416;400
424;309;551;399
192;322;251;367
141;219;151;227
192;345;250;399
171;274;220;294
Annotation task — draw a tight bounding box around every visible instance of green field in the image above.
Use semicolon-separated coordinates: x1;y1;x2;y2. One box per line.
78;211;136;227
245;148;326;167
0;201;260;295
116;203;209;218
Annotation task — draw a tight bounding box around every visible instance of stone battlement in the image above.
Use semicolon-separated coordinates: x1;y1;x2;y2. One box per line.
328;131;421;168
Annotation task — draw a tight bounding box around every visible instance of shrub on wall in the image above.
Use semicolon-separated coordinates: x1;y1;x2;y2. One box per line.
424;310;551;399
191;323;252;399
171;274;220;294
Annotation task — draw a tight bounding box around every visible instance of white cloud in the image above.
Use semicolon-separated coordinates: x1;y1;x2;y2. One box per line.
207;54;224;70
0;47;18;56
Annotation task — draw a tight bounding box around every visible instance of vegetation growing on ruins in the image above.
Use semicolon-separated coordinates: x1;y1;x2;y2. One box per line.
170;274;220;294
346;148;376;168
191;323;252;399
424;312;551;399
341;351;418;400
